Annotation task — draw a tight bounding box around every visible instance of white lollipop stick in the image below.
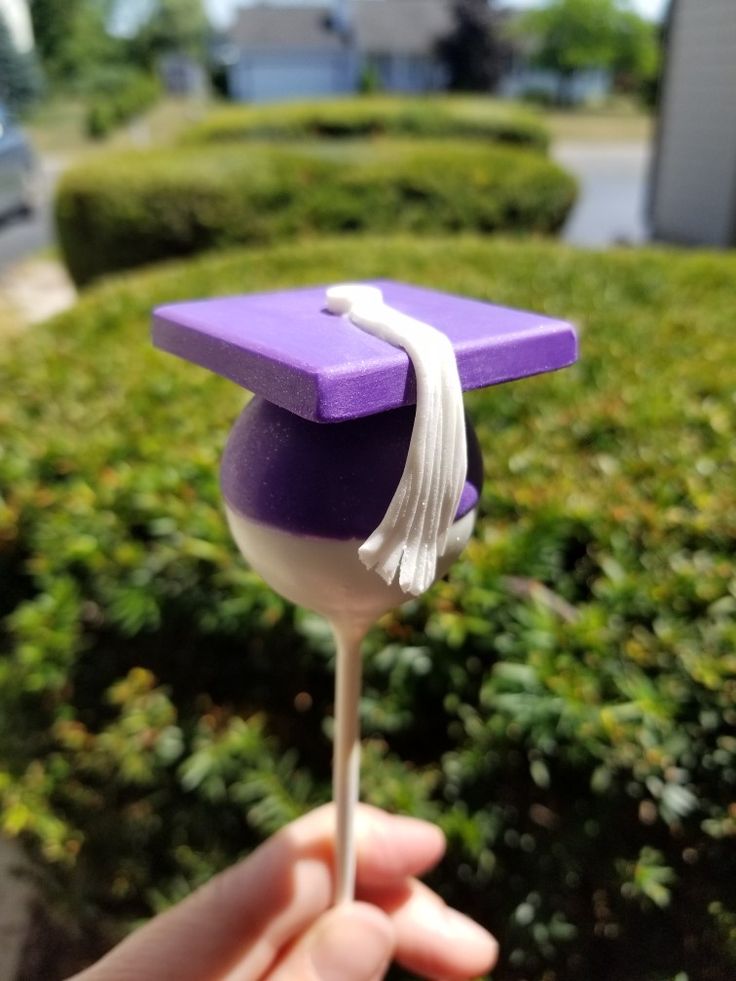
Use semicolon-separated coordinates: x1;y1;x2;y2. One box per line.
332;620;364;904
325;284;468;904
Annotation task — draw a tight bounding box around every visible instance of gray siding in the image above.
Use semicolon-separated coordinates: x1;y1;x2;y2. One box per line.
651;0;736;247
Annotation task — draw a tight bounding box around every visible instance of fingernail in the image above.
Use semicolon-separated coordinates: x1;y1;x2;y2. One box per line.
429;904;499;962
363;812;446;870
310;904;394;981
389;815;446;854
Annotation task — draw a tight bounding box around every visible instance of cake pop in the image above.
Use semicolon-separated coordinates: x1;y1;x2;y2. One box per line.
152;279;577;903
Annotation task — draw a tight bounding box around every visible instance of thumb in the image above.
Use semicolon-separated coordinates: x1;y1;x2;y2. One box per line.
264;902;395;981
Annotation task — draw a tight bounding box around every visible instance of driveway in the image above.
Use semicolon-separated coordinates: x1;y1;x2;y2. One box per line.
0;155;75;334
553;140;652;247
0;155;62;272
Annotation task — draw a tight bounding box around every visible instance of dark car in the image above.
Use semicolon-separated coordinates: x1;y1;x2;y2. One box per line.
0;103;37;218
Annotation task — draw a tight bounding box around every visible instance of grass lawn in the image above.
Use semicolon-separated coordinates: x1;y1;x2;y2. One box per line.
25;97;211;163
440;95;652;143
24;99;90;158
543;104;654;142
25;94;653;168
106;96;212;150
0;288;22;338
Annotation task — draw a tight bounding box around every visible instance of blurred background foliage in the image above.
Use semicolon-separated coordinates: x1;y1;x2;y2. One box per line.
29;0;203;86
17;0;662;138
510;0;660;105
1;235;735;980
26;0;199;138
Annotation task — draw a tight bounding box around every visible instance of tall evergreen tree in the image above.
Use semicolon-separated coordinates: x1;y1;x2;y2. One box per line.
437;0;503;92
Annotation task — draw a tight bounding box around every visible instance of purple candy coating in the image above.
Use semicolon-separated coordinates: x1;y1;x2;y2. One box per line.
221;398;483;539
153;280;578;423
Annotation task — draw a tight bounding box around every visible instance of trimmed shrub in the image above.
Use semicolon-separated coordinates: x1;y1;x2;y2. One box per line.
2;237;735;980
182;96;550;152
55;141;577;287
85;68;161;140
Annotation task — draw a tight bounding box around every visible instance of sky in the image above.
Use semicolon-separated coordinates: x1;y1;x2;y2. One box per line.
206;0;670;29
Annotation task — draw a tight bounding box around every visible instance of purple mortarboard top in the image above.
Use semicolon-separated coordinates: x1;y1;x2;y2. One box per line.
152;279;578;423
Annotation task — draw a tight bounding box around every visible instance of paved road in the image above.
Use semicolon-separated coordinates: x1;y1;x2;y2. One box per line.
0;200;53;271
554;141;652;247
0;157;60;272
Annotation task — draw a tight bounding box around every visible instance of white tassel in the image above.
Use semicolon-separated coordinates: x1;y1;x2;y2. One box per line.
325;284;467;596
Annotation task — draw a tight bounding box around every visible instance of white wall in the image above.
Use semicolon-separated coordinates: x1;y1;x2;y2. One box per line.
651;0;736;246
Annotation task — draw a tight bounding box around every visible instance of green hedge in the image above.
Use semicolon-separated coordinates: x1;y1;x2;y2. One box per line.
182;96;550;152
2;237;736;980
55;141;576;287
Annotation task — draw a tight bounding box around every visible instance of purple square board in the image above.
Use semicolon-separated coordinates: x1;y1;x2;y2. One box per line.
152;279;578;423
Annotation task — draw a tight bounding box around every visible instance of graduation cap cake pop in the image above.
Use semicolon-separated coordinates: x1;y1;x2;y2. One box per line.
152;279;577;904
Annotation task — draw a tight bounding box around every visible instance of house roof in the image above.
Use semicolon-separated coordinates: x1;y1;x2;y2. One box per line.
354;0;453;56
230;5;346;52
230;0;453;56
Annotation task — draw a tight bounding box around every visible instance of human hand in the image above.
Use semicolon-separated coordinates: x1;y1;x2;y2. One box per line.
71;803;498;981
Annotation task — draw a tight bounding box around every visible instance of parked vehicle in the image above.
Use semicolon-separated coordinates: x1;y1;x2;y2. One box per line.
0;103;37;218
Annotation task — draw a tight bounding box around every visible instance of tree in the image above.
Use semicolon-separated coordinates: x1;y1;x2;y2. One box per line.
30;0;119;86
612;6;661;97
514;0;659;103
129;0;208;68
30;0;66;66
437;0;505;92
30;0;84;67
0;15;41;111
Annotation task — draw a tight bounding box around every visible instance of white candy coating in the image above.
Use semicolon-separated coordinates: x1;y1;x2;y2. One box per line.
225;505;477;634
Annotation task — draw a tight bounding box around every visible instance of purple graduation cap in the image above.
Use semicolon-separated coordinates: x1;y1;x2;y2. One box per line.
153;279;576;564
152;278;577;903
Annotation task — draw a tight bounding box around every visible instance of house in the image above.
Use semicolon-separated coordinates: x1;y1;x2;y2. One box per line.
650;0;736;247
159;53;208;97
226;5;355;103
224;1;610;107
352;0;451;92
225;0;451;103
498;66;611;105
